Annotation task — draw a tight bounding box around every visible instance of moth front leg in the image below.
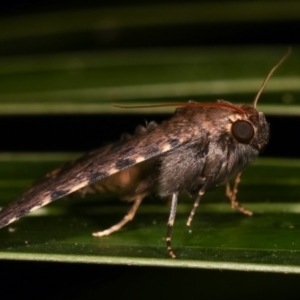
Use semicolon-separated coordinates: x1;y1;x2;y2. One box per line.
92;195;144;237
226;172;253;216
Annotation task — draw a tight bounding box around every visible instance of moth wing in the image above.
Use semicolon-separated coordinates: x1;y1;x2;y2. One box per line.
0;120;196;228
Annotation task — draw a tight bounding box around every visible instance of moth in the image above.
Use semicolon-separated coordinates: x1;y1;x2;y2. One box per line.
0;49;290;258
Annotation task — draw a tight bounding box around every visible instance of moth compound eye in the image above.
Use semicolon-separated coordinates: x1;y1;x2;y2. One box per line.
231;120;254;144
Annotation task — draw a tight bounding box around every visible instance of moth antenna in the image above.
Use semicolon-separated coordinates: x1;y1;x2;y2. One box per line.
253;47;292;109
114;102;245;114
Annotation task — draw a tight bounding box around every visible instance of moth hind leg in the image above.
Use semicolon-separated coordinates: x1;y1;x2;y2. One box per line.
92;195;144;237
226;172;253;216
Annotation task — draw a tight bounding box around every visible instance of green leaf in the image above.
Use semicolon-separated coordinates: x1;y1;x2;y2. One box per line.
0;154;300;273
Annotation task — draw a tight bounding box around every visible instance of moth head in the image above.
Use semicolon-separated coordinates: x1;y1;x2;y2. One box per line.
228;107;269;151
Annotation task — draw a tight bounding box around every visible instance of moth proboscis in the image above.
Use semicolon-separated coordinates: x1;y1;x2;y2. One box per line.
0;48;291;258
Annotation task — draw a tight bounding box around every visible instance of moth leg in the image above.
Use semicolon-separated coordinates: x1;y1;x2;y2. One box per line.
186;187;206;226
166;192;179;259
92;195;143;237
226;172;253;216
186;179;210;226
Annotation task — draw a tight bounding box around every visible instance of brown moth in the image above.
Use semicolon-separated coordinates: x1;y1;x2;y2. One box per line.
0;49;290;258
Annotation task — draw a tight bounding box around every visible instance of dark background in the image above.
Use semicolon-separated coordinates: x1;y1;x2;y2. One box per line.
0;1;299;299
0;114;298;158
